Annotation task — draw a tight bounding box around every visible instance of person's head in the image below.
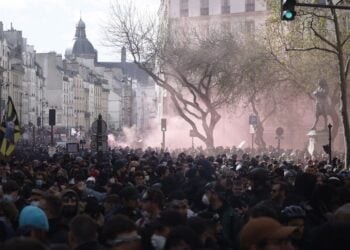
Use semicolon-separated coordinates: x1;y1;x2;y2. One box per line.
134;171;145;186
2;237;47;250
102;215;141;249
239;217;296;250
68;214;98;249
119;186;139;209
18;205;49;242
271;182;287;203
60;189;79;218
188;217;216;246
2;180;19;202
164;226;202;250
39;194;62;220
304;165;317;175
103;194;120;214
280;206;306;239
29;189;45;206
232;179;244;196
202;182;226;209
141;187;164;215
168;191;189;217
0;200;18;222
34;173;46;189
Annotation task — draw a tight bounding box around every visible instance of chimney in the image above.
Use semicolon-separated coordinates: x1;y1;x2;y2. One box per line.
121;46;126;63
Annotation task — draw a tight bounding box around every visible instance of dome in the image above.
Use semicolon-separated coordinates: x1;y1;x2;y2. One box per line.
72;38;96;55
66;18;97;60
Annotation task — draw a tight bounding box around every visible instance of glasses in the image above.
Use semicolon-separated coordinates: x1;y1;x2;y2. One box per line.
63;196;78;202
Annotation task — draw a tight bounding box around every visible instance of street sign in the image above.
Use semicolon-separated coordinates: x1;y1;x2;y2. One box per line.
189;130;195;137
276;127;284;136
249;125;256;134
249;115;258;125
91;119;107;134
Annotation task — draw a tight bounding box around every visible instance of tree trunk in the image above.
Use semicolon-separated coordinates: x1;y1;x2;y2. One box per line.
333;8;350;168
204;131;215;149
329;94;340;143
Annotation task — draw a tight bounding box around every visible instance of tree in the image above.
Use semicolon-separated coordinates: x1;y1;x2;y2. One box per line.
266;0;350;166
222;36;299;149
104;1;242;148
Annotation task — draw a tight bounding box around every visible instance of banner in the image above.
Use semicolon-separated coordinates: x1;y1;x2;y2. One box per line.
0;97;22;157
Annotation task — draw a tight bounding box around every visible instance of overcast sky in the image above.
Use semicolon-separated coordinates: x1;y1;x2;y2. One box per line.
0;0;161;61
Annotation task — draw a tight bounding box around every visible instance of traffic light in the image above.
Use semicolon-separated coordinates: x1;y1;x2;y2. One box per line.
281;0;296;21
49;109;56;126
161;118;167;131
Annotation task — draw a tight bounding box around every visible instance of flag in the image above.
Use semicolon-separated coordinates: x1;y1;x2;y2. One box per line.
0;97;22;157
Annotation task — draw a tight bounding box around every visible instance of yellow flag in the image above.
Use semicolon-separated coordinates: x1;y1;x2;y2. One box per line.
0;97;22;157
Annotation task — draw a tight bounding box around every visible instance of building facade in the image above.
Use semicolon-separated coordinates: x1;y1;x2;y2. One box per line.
0;18;157;145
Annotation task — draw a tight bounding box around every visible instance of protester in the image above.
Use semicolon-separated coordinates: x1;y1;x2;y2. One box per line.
68;214;102;250
0;145;349;250
239;217;296;250
18;205;49;244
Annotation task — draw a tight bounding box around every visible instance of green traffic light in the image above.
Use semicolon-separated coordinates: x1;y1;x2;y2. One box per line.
282;10;296;20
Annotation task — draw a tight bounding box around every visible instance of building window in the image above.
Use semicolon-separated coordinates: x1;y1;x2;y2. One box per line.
180;0;189;17
200;0;209;16
245;0;255;12
222;0;230;14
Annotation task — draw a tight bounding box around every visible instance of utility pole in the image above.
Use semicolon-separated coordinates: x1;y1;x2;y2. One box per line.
97;114;102;152
33;126;35;147
130;78;133;127
328;124;332;165
66;106;69;141
0;66;4;121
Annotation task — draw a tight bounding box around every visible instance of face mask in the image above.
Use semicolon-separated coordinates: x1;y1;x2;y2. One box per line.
202;194;210;206
36;180;44;187
151;234;167;250
31;201;40;207
62;205;77;217
86;182;95;189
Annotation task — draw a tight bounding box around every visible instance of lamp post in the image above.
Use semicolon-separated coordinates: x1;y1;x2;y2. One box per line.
0;66;6;120
66;106;69;141
328;124;332;165
19;92;22;125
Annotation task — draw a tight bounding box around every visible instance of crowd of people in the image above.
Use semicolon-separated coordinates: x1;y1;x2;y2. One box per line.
1;145;350;250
